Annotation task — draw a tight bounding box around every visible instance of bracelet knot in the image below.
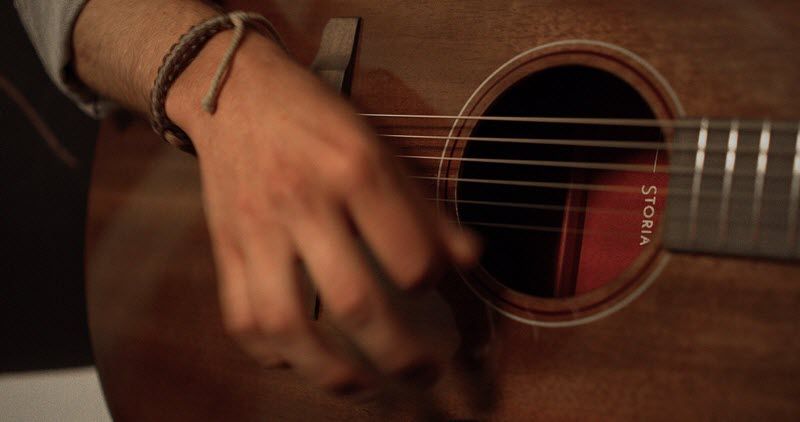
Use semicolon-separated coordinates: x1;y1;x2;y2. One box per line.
150;11;284;153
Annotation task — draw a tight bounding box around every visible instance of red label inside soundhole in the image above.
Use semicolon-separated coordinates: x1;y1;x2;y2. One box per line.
574;149;668;295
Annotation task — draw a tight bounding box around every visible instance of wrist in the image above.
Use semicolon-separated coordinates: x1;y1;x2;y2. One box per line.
164;31;288;150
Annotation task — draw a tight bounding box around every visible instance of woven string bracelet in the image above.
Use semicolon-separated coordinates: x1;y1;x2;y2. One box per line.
150;11;284;153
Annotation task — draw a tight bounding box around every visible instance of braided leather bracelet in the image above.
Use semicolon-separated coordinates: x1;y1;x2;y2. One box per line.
150;11;284;153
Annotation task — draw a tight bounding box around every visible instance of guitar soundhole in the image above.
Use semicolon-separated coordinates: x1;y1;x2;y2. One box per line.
457;65;668;298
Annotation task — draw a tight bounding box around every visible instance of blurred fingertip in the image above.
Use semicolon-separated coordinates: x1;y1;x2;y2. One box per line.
449;226;482;267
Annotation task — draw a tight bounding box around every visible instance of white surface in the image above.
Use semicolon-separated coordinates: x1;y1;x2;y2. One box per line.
0;366;112;421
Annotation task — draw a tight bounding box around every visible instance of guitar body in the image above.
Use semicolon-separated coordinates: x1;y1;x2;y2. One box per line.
87;1;800;420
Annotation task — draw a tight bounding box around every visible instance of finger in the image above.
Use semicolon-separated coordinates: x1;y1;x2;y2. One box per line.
212;239;287;367
340;152;447;291
434;211;482;267
241;226;370;393
290;197;438;381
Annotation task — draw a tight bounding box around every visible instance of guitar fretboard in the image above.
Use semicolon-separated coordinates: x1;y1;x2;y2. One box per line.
665;119;800;260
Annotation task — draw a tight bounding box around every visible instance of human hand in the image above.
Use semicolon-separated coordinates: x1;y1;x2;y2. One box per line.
166;32;480;394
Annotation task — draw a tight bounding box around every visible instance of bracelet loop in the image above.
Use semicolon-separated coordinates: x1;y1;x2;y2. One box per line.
149;11;284;153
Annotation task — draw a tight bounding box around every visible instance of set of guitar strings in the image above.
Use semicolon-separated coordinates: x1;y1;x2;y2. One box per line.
363;114;800;239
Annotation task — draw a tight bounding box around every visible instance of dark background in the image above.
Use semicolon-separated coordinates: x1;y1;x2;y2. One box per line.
1;2;97;372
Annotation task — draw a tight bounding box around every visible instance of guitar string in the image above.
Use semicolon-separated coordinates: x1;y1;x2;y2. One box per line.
425;198;788;225
396;154;796;178
411;175;792;201
435;215;788;238
378;133;800;156
365;115;800;235
400;154;672;174
458;220;644;237
362;113;800;131
425;197;642;216
456;220;789;237
429;197;658;237
430;205;790;237
432;198;669;238
413;175;638;193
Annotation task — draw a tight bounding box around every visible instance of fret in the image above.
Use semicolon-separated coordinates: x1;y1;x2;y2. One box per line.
751;121;771;244
688;118;709;243
665;118;800;261
718;120;739;245
789;123;800;249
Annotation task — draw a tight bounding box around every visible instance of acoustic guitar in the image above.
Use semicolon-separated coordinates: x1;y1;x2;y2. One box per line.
86;1;800;420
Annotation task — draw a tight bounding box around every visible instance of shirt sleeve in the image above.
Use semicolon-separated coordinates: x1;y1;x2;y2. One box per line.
13;0;117;118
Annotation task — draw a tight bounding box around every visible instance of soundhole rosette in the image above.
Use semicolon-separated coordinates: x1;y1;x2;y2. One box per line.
439;41;683;326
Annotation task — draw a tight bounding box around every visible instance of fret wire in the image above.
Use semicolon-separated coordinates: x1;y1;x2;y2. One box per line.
719;120;739;245
752;121;772;244
689;119;709;243
788;123;800;248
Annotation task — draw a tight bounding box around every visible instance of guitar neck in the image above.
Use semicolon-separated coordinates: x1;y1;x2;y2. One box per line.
664;119;800;260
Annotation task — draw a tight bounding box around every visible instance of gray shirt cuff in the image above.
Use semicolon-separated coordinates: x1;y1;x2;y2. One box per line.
14;0;117;119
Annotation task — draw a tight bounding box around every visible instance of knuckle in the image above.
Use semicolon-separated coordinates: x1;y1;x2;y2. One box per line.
233;194;261;225
395;247;440;290
222;312;259;338
266;169;313;208
330;143;379;193
329;286;374;330
281;169;312;197
255;307;303;338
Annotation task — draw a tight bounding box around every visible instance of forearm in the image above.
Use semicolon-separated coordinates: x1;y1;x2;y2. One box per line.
72;0;220;115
